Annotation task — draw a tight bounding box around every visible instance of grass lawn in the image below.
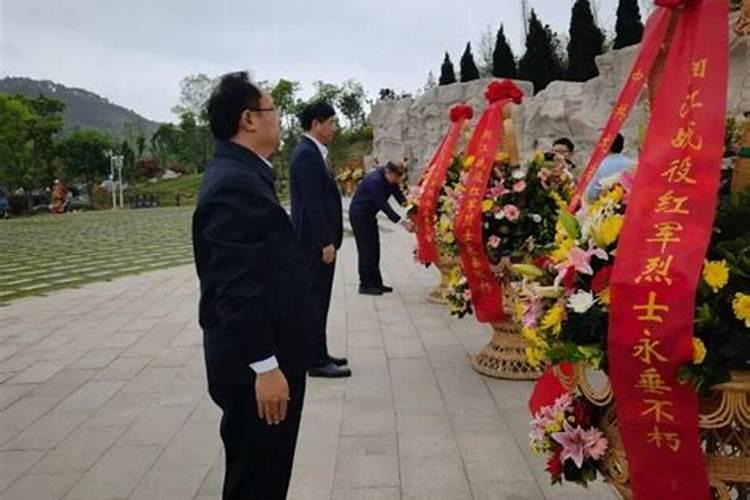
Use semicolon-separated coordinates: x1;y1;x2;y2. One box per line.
0;207;195;304
131;174;203;207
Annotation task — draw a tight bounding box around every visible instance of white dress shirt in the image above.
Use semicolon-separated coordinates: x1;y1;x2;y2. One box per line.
304;133;328;162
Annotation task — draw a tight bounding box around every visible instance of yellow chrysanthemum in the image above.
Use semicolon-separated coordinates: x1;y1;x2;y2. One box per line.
702;260;729;293
514;302;526;322
442;232;455;244
521;326;541;344
463;155;476;169
692;338;707;365
481;199;494;213
593;214;624;248
733;293;750;328
540;303;564;335
495;152;510;163
598;287;611;306
549;191;568;212
525;346;545;368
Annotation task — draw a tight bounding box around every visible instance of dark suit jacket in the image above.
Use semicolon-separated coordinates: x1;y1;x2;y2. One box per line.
349;167;407;223
193;141;310;384
289;136;343;261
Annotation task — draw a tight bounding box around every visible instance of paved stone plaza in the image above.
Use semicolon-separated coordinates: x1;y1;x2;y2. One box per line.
0;221;616;500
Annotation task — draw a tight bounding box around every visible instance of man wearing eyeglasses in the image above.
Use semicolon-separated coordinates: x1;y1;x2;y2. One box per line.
193;72;310;499
289;102;350;379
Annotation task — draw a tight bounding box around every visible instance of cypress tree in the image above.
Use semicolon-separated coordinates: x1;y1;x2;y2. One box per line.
439;52;457;86
460;43;481;82
492;25;517;79
566;0;605;81
518;10;564;93
613;0;644;49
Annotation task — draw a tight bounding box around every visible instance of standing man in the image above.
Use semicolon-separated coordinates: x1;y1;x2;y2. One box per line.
350;162;415;296
193;72;310;500
289;102;350;378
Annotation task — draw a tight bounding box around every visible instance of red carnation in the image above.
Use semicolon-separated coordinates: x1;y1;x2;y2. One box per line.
449;104;474;122
546;449;564;478
533;255;552;271
485;80;524;105
591;265;613;293
562;266;576;290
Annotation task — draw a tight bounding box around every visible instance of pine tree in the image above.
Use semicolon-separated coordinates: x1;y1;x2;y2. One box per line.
566;0;605;82
518;10;564;93
460;43;481;82
492;25;517;79
439;52;457;86
613;0;644;49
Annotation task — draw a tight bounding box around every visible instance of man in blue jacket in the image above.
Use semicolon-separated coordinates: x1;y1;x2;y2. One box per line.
193;72;310;499
350;162;414;295
289;102;350;378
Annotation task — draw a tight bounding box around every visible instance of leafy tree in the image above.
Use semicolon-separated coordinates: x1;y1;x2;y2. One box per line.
0;94;36;190
171;74;217;123
518;10;564;93
439;52;457;85
460;43;481;82
424;72;437;92
566;0;605;81
57;129;114;198
337;80;367;129
270;79;301;130
614;0;644;49
311;81;342;106
136;134;147;158
492;25;517;79
476;26;496;76
379;88;397;101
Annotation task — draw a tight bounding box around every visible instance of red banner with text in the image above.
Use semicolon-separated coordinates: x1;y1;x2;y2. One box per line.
455;80;523;323
608;1;728;499
415;105;473;264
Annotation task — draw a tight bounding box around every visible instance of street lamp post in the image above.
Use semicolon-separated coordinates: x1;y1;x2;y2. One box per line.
107;152;117;209
114;155;124;208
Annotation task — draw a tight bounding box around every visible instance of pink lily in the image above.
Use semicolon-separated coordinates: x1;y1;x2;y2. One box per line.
551;421;588;468
553;243;608;289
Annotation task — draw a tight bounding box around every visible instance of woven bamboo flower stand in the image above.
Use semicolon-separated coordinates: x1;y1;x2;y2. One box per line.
471;320;543;380
427;255;454;304
556;366;750;499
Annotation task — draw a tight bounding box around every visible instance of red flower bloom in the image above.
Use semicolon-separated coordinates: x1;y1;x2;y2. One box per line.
546;449;564;478
485;80;524;105
562;266;576;290
572;400;591;427
533;255;552;270
449;104;474;122
591;266;613;293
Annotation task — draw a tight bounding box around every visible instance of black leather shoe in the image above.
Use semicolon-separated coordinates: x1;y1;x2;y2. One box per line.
309;363;352;378
358;286;383;296
328;355;348;366
379;285;394;293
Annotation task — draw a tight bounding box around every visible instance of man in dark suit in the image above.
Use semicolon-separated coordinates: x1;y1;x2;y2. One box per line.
193;72;309;500
349;162;414;295
289;102;350;378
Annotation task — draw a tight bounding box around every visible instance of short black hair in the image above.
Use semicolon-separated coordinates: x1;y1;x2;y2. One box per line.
553;137;575;152
299;102;336;131
385;161;405;177
207;71;262;140
611;133;625;154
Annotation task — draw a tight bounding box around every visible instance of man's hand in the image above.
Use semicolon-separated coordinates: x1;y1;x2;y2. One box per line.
401;220;416;233
255;368;289;425
322;244;336;264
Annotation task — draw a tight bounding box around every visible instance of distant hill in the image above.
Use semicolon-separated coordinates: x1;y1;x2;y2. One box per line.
0;77;161;138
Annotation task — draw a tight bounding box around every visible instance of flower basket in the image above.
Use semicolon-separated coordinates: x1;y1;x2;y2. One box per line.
428;253;457;304
471;276;543;380
555;365;750;499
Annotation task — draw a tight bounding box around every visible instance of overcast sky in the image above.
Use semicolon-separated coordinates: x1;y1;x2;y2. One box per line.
0;0;652;123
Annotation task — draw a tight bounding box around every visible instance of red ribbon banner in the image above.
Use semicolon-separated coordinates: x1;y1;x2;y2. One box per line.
415;104;473;264
567;7;673;211
608;1;728;499
455;80;523;323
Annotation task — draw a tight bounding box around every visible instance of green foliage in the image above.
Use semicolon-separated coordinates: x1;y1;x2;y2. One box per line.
566;0;605;82
519;10;564;93
171;74;217;123
613;0;644;50
56;129;115;193
460;43;481;82
492;25;517;79
338;80;367;129
0;93;65;191
131;174;203;206
439;52;457;86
